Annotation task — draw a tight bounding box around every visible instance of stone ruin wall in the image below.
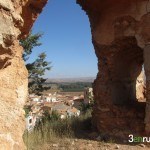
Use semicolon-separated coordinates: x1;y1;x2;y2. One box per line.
0;0;48;149
77;0;150;138
0;0;150;149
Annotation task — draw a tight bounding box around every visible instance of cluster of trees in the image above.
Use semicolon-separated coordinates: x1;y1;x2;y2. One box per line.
59;82;92;92
20;32;51;95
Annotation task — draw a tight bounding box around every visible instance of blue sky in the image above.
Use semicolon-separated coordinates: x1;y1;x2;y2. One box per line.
30;0;98;78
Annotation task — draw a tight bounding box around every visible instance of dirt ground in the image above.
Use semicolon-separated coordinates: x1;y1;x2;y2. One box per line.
33;138;150;150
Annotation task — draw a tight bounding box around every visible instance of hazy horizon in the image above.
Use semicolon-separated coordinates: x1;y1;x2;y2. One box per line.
47;76;95;83
47;76;96;79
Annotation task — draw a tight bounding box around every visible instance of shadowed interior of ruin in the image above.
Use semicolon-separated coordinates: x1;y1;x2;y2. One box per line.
92;36;146;139
95;36;144;105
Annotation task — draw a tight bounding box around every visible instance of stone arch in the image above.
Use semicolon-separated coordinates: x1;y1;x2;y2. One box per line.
94;36;143;105
0;0;150;149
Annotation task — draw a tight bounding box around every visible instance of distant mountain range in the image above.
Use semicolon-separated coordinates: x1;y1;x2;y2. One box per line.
47;77;95;83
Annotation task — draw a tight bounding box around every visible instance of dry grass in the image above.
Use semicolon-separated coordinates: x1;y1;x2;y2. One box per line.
23;110;92;150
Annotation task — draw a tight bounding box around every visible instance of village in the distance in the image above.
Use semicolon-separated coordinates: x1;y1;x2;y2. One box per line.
24;83;93;131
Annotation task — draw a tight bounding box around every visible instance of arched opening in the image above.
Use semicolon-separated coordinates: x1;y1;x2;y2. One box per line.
28;0;97;80
136;65;146;102
93;36;146;138
110;37;143;105
23;0;98;148
23;0;148;142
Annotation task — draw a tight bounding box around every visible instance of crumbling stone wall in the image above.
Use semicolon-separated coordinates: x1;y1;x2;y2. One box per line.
78;0;150;137
0;0;47;149
0;0;150;149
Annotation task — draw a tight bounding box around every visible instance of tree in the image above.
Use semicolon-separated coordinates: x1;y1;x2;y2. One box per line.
20;32;51;95
20;32;42;61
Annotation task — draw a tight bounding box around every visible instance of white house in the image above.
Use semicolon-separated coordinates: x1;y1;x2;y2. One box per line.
44;96;57;102
25;114;37;131
31;96;40;102
51;96;57;102
67;107;80;117
60;114;66;119
43;93;57;102
84;87;93;104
